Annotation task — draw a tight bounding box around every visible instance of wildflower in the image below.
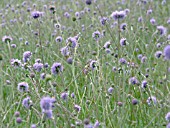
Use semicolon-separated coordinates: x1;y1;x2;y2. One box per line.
157;26;167;36
147;96;157;105
141;80;147;88
165;112;170;122
120;23;127;31
67;57;73;64
100;17;107;26
71;92;75;98
11;44;16;48
154;51;162;58
64;12;70;18
60;92;68;100
74;104;81;113
17;82;29;92
11;59;22;68
137;54;143;60
31;11;43;19
132;99;138;105
44;63;49;68
150;18;156;25
51;62;63;75
120;38;126;46
138;16;143;22
108;87;114;94
167;123;170;128
92;30;101;40
14;111;20;117
33;62;43;72
40;96;54;112
2;35;13;43
119;58;127;65
16;117;22;124
147;9;152;15
66;37;78;48
23;51;32;62
129;77;139;85
141;56;147;63
164;45;170;60
111;10;126;20
22;97;32;109
31;124;36;128
40;73;46;80
86;0;92;5
89;60;97;70
55;36;62;43
103;41;111;49
60;46;69;57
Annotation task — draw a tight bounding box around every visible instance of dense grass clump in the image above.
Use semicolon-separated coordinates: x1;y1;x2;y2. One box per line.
0;0;170;128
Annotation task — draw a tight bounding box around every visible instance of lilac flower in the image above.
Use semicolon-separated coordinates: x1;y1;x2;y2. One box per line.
74;104;81;113
11;44;16;48
55;36;62;43
138;16;143;22
44;63;49;68
17;82;29;92
40;73;46;80
94;120;100;128
147;96;157;105
60;92;68;100
64;12;70;18
120;38;126;46
31;124;36;128
86;0;92;5
44;110;53;119
137;54;143;60
11;59;22;68
132;99;138;105
92;30;101;40
16;117;22;124
100;17;107;26
141;56;147;63
40;96;54;112
33;62;43;72
129;77;139;85
108;87;114;94
164;45;170;60
154;51;162;58
124;9;130;14
2;35;13;43
157;26;167;36
22;97;32;109
31;11;43;19
67;57;73;64
60;46;70;57
23;51;32;62
165;112;170;122
119;58;127;65
120;23;127;31
66;37;78;48
147;9;152;15
71;92;75;98
51;62;63;75
141;80;147;88
14;111;20;117
111;10;126;20
89;60;97;70
167;18;170;24
167;123;170;128
103;41;111;49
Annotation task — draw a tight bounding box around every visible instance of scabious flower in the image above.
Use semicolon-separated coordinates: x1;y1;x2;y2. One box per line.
119;58;127;65
120;23;127;31
167;123;170;128
16;117;22;124
31;124;36;128
60;92;68;100
92;30;101;40
157;26;167;36
94;120;100;128
147;9;152;15
17;82;29;92
154;51;162;58
74;104;81;113
100;17;107;26
103;41;111;49
108;87;114;94
132;99;138;105
11;59;22;68
64;12;70;18
14;111;20;117
22;97;32;109
111;10;126;20
141;56;147;63
33;62;43;72
86;0;92;5
2;35;13;43
147;96;157;105
66;37;78;48
23;51;32;62
40;73;46;80
141;80;147;88
166;112;170;122
55;36;62;43
67;57;73;64
89;60;97;70
138;16;143;22
137;54;143;60
150;18;156;25
164;45;170;60
31;11;43;19
51;62;63;75
60;46;70;57
120;38;126;46
129;77;139;85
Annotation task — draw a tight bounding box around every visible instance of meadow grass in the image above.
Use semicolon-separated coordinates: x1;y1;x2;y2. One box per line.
0;0;170;128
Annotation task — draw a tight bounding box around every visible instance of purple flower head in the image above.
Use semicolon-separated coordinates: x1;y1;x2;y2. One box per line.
150;18;156;25
103;41;111;49
40;73;46;80
129;77;139;85
44;110;53;119
157;26;167;36
64;12;70;18
14;111;20;117
141;56;147;63
167;123;170;128
92;30;101;40
100;17;107;26
154;51;162;58
108;87;114;94
167;18;170;24
17;82;29;92
138;16;143;22
147;96;157;105
51;62;63;75
60;46;70;57
40;96;54;112
31;124;36;128
165;112;170;122
137;54;143;60
67;57;73;64
2;35;13;43
60;92;68;100
16;117;22;124
22;97;32;109
11;59;21;68
120;38;127;46
120;23;127;31
86;0;92;5
33;62;43;72
74;104;81;113
141;80;147;88
164;45;170;60
11;44;16;48
89;60;97;70
132;99;138;105
94;120;100;128
55;36;62;43
119;58;127;65
31;11;43;19
147;9;152;15
23;51;32;62
66;37;78;48
124;9;130;15
44;63;49;68
71;92;75;98
111;10;126;20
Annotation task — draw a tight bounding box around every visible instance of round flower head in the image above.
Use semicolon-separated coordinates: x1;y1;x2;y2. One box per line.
67;57;73;64
154;51;162;58
147;96;157;105
89;60;97;70
111;10;126;20
11;59;22;68
129;77;139;85
44;110;53;119
157;26;167;36
86;0;92;5
150;18;156;25
167;123;170;128
165;112;170;122
60;92;68;100
17;82;29;92
141;80;147;88
100;17;107;26
31;124;36;128
22;97;32;109
23;51;32;62
51;62;63;75
64;12;70;18
120;23;127;31
147;9;152;15
119;58;127;65
31;11;43;19
92;30;101;40
120;38;127;46
164;45;170;60
55;36;62;43
132;99;138;105
138;16;143;22
167;18;170;24
108;87;114;94
60;46;70;57
40;96;54;112
74;104;81;113
66;37;78;48
33;62;43;72
16;117;22;124
94;120;100;128
2;35;13;43
103;41;111;49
